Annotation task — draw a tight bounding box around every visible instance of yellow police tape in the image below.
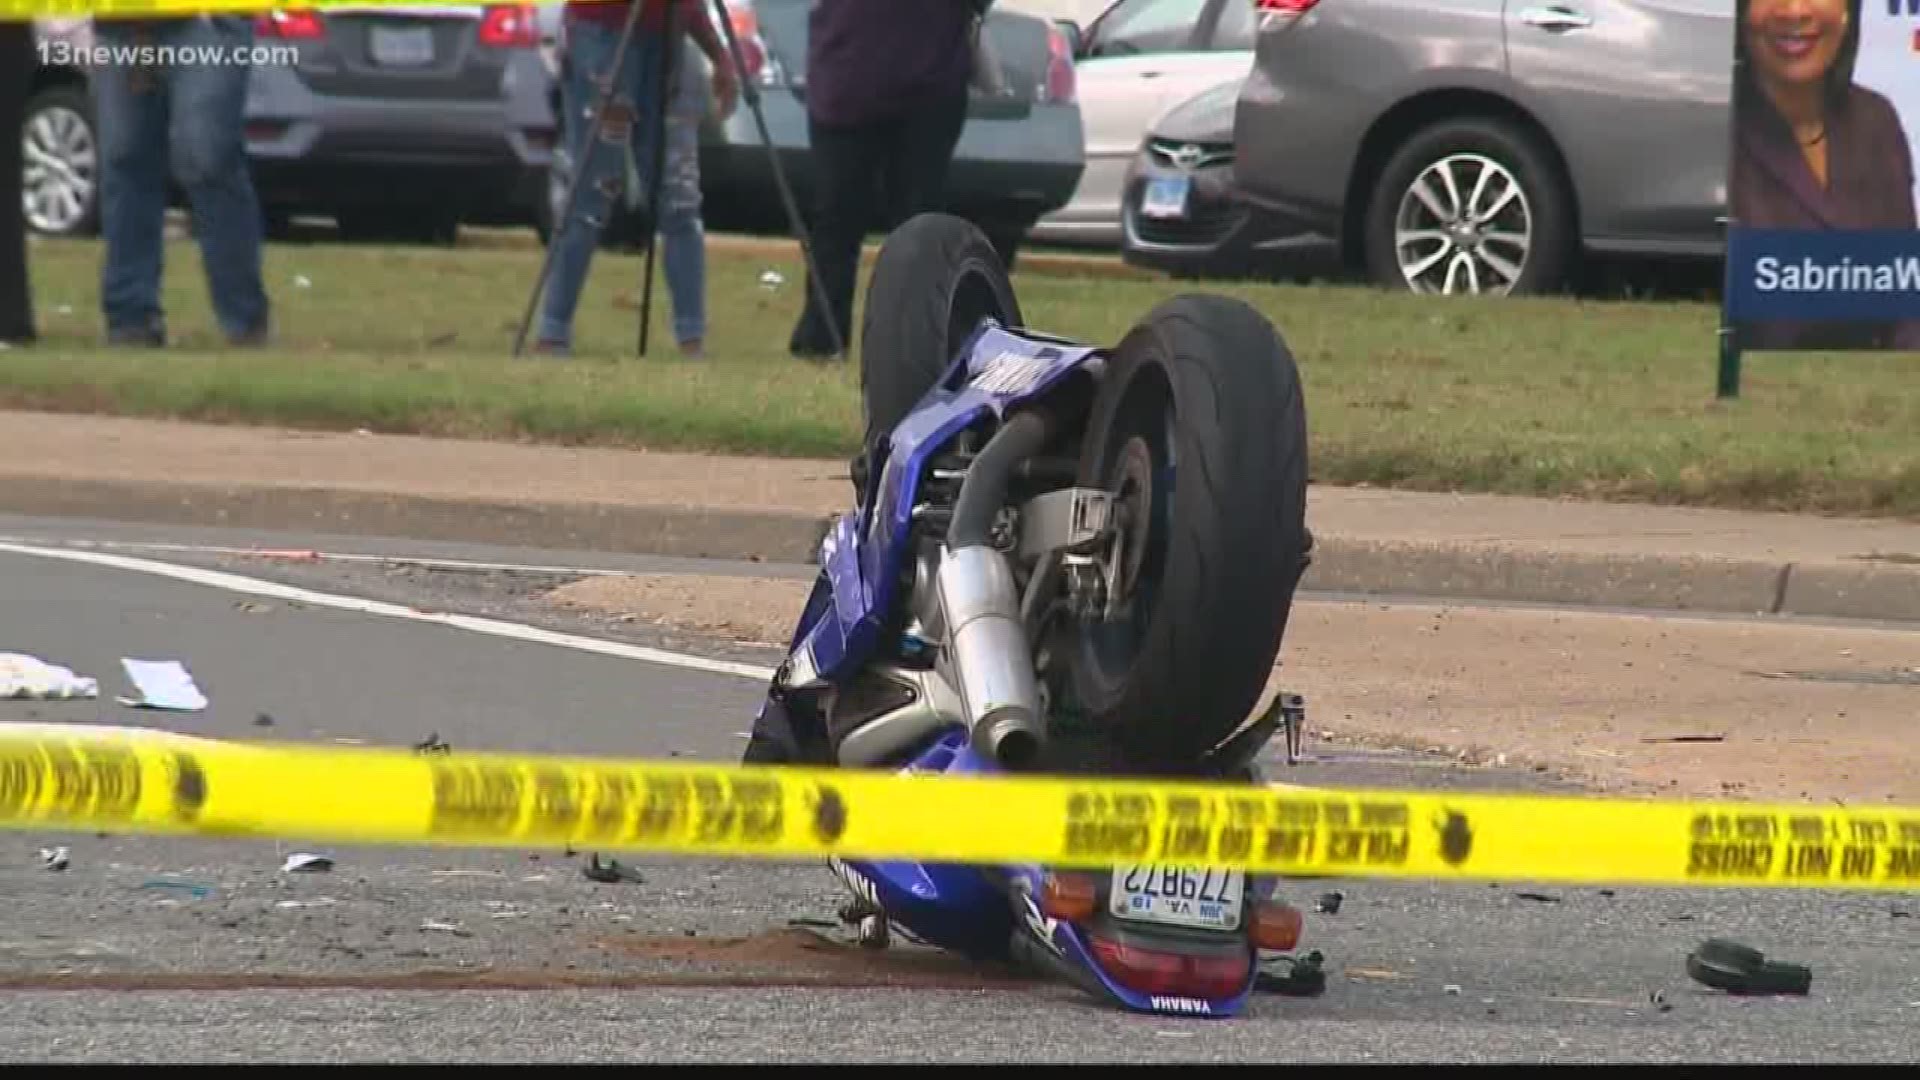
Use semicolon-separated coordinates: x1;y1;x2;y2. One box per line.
7;0;582;16
2;726;1919;891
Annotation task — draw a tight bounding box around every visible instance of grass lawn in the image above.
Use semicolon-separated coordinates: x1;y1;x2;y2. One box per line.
8;229;1920;519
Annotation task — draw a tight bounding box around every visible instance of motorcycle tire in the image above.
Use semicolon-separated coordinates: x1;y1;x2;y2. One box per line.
857;212;1024;464
1069;294;1310;770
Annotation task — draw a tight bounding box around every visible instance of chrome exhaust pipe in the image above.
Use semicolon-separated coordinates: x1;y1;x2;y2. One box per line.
940;409;1052;768
937;544;1044;767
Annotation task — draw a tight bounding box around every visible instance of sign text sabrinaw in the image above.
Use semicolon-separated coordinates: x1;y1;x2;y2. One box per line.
428;762;791;846
1688;811;1920;885
1061;790;1420;870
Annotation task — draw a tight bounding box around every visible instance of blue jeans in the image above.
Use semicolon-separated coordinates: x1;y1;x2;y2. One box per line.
658;47;705;347
539;16;670;349
92;15;269;342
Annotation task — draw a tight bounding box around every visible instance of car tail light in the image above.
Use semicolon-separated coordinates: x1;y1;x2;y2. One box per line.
479;4;538;48
724;2;777;87
1089;934;1251;1000
1254;0;1321;11
255;9;324;39
1042;22;1077;104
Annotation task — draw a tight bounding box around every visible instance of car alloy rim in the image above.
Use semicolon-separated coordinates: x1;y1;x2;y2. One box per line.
1392;153;1531;295
21;104;97;234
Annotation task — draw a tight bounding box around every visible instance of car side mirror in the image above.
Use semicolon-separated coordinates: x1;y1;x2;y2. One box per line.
1055;19;1085;59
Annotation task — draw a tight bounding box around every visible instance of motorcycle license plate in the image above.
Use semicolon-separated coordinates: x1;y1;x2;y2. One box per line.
1140;176;1190;219
1109;865;1244;931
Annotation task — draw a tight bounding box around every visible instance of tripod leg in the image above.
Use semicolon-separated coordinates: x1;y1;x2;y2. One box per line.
512;1;647;357
710;7;844;357
637;6;679;357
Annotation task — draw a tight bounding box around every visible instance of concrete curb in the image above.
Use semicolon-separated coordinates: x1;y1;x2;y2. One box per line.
5;474;1918;624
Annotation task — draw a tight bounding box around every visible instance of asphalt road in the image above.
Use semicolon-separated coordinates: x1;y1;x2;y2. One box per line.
1;514;1916;1063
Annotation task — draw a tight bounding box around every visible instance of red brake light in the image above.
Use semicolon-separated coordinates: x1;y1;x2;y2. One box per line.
1043;23;1077;104
255;9;323;39
1255;0;1321;10
479;4;538;48
1088;935;1251;1000
726;2;768;84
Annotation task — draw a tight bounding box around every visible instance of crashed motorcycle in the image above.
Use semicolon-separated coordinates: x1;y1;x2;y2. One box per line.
743;212;1315;1017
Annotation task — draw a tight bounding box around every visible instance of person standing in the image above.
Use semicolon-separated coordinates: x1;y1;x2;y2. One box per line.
533;0;736;356
787;0;986;360
658;31;724;357
0;22;35;346
91;14;272;347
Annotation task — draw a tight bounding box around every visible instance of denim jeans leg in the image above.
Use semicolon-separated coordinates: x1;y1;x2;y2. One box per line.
92;26;172;339
538;22;662;348
658;104;704;347
169;17;270;340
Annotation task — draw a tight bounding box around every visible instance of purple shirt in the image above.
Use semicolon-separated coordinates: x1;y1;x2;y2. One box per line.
805;0;976;127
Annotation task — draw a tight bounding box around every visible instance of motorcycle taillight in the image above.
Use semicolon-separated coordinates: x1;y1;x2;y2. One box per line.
1088;935;1250;1000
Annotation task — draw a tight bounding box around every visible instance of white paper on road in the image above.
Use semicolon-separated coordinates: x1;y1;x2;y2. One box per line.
0;653;100;700
116;658;208;712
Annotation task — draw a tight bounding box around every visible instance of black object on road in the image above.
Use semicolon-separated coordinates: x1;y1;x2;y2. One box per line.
583;853;644;884
1686;938;1811;996
1257;950;1328;997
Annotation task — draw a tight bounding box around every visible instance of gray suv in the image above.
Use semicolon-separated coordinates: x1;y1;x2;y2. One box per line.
1231;0;1731;295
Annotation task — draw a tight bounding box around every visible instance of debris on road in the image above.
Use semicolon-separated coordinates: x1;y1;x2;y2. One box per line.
275;898;336;909
1444;984;1463;996
1515;892;1563;903
281;853;334;874
254;712;276;727
1256;950;1327;997
1346;967;1412;982
1640;734;1726;744
141;879;212;900
583;854;644;884
420;920;472;937
116;658;208;711
413;732;452;754
39;846;69;871
0;653;98;699
1686;938;1812;996
1315;891;1344;914
1651;989;1672;1013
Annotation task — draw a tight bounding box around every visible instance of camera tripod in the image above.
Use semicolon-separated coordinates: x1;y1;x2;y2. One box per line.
511;0;843;359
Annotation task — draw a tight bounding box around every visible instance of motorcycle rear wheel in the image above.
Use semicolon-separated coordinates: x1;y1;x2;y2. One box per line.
1069;294;1310;771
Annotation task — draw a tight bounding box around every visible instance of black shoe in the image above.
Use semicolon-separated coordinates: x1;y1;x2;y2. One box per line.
107;323;166;348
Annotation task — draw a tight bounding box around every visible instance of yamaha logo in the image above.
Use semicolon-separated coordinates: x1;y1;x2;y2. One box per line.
1150;995;1214;1015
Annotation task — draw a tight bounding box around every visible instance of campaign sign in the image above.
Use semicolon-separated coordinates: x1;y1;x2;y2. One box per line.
1724;0;1920;350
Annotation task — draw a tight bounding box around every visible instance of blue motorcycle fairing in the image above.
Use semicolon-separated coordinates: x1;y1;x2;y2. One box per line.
780;321;1101;692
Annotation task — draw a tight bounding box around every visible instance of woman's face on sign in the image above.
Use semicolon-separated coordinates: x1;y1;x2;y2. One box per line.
1745;0;1849;88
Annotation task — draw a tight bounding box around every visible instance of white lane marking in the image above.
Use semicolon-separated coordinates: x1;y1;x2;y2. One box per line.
0;535;643;579
0;541;779;683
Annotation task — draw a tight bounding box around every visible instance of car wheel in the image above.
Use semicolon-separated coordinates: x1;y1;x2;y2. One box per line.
21;85;100;238
1363;116;1573;297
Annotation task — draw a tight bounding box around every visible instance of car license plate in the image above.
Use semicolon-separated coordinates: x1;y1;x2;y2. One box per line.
370;25;435;67
1140;176;1190;219
1110;865;1243;931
